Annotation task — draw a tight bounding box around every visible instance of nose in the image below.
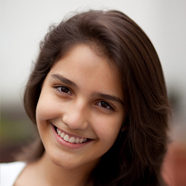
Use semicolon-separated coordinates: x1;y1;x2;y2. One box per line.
62;100;89;130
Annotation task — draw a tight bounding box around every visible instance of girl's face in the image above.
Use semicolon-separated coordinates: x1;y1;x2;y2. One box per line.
36;44;125;171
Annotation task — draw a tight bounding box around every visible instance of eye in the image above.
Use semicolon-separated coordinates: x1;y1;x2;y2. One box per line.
56;86;71;95
97;101;114;110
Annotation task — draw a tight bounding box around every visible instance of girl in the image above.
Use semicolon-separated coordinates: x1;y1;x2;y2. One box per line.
1;9;170;186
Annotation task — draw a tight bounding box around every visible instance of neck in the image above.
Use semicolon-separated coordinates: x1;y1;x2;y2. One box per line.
33;152;94;186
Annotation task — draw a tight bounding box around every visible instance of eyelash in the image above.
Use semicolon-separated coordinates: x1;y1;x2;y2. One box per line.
54;86;114;111
55;86;72;95
96;101;114;110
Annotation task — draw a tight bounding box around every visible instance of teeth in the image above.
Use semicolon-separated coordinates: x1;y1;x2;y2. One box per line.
79;138;84;143
56;127;88;144
69;137;75;143
64;134;69;142
58;129;61;135
60;132;65;138
75;138;80;143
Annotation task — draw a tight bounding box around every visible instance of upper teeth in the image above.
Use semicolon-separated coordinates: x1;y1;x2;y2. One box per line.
57;128;87;144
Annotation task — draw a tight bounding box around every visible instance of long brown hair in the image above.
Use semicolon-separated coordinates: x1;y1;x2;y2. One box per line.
23;10;170;186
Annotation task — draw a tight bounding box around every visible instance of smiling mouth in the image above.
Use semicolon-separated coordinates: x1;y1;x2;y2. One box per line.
54;126;90;144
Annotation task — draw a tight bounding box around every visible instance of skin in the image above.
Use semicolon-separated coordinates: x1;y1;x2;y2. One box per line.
15;44;125;186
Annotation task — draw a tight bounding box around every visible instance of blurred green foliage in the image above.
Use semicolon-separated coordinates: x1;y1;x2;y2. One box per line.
0;117;35;144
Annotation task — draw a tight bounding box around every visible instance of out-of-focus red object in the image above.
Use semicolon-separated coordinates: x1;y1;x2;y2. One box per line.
162;142;186;186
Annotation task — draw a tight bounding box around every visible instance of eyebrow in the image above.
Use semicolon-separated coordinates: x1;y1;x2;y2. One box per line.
51;74;77;87
51;73;124;106
93;93;124;106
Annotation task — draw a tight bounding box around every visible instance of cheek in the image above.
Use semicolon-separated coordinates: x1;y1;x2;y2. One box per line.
36;93;59;122
93;114;123;142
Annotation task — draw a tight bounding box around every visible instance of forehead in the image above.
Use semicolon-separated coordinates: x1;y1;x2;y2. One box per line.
48;44;123;98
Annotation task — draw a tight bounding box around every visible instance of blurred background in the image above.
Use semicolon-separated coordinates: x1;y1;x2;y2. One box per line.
1;0;186;185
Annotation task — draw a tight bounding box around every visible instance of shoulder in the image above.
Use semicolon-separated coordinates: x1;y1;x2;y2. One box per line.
0;161;26;186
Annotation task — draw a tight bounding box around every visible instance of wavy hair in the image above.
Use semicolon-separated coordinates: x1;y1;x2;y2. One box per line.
23;10;170;186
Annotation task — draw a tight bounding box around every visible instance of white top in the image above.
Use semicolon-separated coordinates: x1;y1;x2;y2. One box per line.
0;162;26;186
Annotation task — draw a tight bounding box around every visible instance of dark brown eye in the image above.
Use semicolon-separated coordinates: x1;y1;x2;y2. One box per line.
57;86;71;94
98;101;113;110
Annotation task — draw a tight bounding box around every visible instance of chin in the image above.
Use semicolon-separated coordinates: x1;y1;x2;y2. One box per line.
47;151;82;170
